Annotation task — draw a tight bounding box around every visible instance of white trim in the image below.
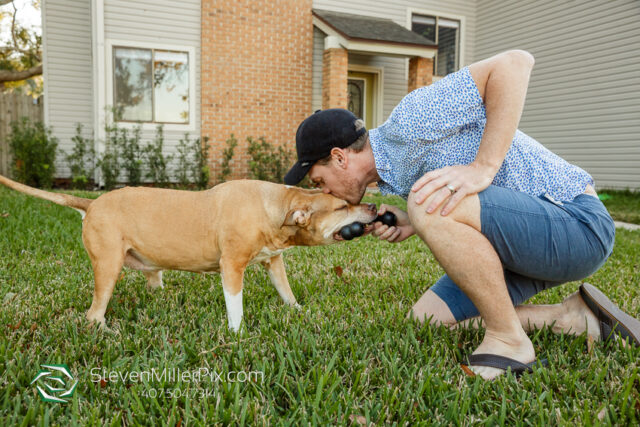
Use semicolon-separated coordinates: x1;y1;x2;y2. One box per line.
405;7;467;71
347;40;436;58
92;0;106;185
104;39;197;133
324;35;344;50
41;0;49;126
347;64;384;127
313;16;436;59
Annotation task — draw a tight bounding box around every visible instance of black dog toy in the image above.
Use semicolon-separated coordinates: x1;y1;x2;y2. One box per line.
339;211;397;240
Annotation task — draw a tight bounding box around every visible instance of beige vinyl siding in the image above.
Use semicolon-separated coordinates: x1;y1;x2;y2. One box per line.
311;27;324;112
42;0;94;177
311;0;476;120
475;0;640;190
103;0;201;170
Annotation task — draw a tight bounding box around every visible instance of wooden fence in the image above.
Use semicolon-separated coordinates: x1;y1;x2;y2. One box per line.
0;92;44;176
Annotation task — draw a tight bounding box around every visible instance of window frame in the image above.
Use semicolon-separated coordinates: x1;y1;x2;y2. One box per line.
105;39;196;132
406;8;466;80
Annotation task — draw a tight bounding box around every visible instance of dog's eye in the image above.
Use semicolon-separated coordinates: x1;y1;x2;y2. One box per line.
336;205;347;211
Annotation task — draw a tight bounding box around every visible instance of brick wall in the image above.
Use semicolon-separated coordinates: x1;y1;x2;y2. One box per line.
201;0;313;181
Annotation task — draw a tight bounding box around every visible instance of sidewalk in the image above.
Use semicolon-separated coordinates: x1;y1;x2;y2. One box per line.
614;221;640;231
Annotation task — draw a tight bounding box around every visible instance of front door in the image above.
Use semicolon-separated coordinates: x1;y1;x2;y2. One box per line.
347;70;377;129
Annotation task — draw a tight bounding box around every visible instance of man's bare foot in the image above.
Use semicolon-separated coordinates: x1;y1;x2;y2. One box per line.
557;291;601;340
468;327;535;380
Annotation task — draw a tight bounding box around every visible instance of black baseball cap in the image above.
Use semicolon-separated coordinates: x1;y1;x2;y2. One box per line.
284;109;366;185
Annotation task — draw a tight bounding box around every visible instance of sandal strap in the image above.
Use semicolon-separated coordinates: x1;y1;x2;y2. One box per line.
465;354;531;372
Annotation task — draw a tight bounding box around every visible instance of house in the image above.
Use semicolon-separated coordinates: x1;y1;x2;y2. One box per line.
42;0;640;189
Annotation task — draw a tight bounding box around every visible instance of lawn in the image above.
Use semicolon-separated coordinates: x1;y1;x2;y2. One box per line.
1;185;639;425
597;189;640;225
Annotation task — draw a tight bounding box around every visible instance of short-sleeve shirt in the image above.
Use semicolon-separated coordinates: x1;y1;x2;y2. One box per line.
369;67;594;202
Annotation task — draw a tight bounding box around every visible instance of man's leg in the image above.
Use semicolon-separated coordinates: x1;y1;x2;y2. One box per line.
406;191;534;379
410;289;601;339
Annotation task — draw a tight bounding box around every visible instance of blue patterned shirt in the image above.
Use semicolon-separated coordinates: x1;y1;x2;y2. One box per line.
369;67;594;202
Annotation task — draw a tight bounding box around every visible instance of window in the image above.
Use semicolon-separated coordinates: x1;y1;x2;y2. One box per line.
411;14;460;77
347;78;364;120
113;47;189;124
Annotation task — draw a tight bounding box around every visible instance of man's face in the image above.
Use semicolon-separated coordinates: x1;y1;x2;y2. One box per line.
308;151;367;204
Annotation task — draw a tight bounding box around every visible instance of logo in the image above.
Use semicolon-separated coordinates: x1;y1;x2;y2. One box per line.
30;364;78;403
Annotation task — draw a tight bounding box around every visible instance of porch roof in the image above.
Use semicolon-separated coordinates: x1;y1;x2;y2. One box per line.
313;9;437;56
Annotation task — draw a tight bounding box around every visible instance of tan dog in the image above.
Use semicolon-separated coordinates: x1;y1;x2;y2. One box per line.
0;176;378;331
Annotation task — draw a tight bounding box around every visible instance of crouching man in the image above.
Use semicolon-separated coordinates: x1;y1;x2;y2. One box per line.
284;50;640;379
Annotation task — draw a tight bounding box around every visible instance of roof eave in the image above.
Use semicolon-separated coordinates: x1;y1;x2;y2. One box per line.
312;14;437;58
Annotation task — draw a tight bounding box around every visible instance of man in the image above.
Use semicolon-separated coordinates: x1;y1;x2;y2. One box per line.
284;50;640;379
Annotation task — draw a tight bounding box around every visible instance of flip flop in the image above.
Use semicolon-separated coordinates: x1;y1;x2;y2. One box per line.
579;283;640;346
460;354;548;378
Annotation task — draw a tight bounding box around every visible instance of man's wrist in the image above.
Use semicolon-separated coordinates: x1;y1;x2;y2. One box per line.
472;159;500;179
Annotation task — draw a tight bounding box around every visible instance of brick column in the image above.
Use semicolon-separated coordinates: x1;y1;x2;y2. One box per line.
322;47;348;109
408;56;433;92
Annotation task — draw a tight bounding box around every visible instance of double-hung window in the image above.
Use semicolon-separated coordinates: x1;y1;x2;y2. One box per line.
411;14;461;77
113;47;190;124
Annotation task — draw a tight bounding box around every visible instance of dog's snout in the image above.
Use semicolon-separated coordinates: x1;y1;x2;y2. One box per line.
366;203;377;214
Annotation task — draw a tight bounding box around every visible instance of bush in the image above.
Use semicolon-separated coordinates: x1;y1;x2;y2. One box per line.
97;120;120;190
173;133;212;189
143;125;173;187
64;123;95;189
174;133;193;187
192;136;211;190
218;134;238;183
8;117;58;188
120;125;144;186
247;136;292;183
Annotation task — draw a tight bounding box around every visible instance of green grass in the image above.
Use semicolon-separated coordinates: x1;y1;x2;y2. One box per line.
598;189;640;224
1;185;639;425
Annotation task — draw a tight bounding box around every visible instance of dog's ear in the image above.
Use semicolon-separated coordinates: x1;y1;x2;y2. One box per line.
282;208;312;227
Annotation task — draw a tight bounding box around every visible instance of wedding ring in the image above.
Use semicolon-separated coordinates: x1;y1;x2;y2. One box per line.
446;184;456;194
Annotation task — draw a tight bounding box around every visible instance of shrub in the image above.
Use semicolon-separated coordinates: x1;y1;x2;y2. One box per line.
97;120;120;190
119;125;144;186
174;133;193;187
247;136;293;183
64;123;95;189
173;133;212;189
143;125;173;187
192;136;211;190
8;117;58;188
218;134;238;183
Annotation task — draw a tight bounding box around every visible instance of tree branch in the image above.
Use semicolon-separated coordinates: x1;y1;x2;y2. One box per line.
0;64;42;83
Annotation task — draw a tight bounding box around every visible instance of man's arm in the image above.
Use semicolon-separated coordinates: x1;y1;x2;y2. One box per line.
468;50;535;177
410;50;535;216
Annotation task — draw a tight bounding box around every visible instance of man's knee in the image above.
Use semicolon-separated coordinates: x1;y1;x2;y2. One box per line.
407;190;481;236
407;191;444;232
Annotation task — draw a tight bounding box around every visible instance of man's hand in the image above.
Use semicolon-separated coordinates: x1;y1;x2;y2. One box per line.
370;204;414;243
410;163;495;216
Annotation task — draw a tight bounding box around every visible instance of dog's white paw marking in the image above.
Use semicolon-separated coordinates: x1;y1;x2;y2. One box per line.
223;288;243;332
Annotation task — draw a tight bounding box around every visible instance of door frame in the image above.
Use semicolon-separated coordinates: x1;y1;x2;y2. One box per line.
347;64;384;128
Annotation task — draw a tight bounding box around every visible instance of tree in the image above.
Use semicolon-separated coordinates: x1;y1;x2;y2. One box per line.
0;0;42;93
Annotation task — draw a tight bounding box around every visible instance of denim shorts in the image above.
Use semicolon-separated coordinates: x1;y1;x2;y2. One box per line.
430;185;616;321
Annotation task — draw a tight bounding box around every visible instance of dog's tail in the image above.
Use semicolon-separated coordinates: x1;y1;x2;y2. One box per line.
0;174;93;216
